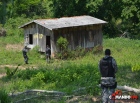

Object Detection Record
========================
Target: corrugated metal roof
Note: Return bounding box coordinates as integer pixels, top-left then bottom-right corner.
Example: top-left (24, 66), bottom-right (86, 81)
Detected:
top-left (19, 15), bottom-right (107, 30)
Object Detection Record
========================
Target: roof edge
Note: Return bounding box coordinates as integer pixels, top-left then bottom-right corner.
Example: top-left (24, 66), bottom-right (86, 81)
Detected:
top-left (18, 20), bottom-right (36, 28)
top-left (19, 16), bottom-right (107, 29)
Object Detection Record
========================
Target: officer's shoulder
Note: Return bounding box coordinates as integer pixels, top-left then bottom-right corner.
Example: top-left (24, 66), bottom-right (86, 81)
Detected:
top-left (110, 57), bottom-right (116, 61)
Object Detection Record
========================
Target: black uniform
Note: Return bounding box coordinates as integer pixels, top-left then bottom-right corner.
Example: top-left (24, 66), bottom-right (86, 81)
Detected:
top-left (98, 49), bottom-right (118, 103)
top-left (22, 47), bottom-right (28, 64)
top-left (46, 46), bottom-right (51, 63)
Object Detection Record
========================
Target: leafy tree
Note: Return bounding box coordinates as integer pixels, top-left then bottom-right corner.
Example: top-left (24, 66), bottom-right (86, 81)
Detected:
top-left (51, 0), bottom-right (88, 17)
top-left (0, 0), bottom-right (140, 39)
top-left (95, 0), bottom-right (123, 37)
top-left (6, 0), bottom-right (15, 18)
top-left (121, 0), bottom-right (140, 38)
top-left (86, 0), bottom-right (103, 15)
top-left (0, 0), bottom-right (9, 24)
top-left (4, 16), bottom-right (31, 36)
top-left (13, 0), bottom-right (48, 18)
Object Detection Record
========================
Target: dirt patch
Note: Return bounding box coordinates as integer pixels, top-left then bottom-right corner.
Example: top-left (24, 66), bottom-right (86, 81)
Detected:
top-left (66, 95), bottom-right (101, 103)
top-left (0, 65), bottom-right (24, 78)
top-left (0, 65), bottom-right (26, 78)
top-left (6, 44), bottom-right (23, 51)
top-left (66, 96), bottom-right (139, 103)
top-left (0, 73), bottom-right (6, 78)
top-left (0, 64), bottom-right (37, 78)
top-left (0, 65), bottom-right (26, 70)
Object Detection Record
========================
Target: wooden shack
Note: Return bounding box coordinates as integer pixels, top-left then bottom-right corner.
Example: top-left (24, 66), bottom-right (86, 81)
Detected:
top-left (19, 15), bottom-right (107, 56)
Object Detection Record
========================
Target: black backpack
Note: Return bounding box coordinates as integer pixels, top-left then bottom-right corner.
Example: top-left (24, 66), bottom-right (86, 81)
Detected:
top-left (99, 57), bottom-right (115, 77)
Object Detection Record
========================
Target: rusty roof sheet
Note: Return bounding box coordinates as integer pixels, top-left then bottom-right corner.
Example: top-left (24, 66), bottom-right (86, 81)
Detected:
top-left (19, 15), bottom-right (107, 30)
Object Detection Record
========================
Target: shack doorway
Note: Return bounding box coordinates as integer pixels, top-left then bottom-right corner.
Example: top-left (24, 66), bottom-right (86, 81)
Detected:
top-left (46, 36), bottom-right (50, 48)
top-left (29, 34), bottom-right (33, 44)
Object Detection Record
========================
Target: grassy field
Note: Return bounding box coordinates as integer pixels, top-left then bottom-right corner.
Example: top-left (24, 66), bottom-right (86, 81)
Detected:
top-left (0, 37), bottom-right (140, 102)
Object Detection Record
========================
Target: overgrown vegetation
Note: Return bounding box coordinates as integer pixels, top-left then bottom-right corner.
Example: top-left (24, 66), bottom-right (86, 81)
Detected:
top-left (0, 37), bottom-right (140, 102)
top-left (56, 37), bottom-right (87, 59)
top-left (4, 63), bottom-right (99, 94)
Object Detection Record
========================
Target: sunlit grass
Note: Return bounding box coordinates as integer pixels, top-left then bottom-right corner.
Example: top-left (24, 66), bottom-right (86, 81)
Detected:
top-left (0, 37), bottom-right (140, 100)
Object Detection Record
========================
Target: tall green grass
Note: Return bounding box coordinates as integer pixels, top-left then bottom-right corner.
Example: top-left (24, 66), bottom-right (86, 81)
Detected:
top-left (4, 63), bottom-right (99, 94)
top-left (0, 37), bottom-right (140, 102)
top-left (0, 89), bottom-right (11, 103)
top-left (103, 38), bottom-right (140, 88)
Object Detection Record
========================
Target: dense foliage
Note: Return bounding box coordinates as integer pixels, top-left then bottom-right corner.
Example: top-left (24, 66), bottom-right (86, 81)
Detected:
top-left (0, 0), bottom-right (139, 38)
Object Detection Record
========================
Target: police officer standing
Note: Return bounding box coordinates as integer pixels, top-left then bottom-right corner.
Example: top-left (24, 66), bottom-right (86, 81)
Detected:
top-left (22, 46), bottom-right (28, 64)
top-left (46, 45), bottom-right (51, 63)
top-left (99, 49), bottom-right (118, 103)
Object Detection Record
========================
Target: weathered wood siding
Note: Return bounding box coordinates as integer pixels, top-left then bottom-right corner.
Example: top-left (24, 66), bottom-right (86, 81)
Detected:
top-left (23, 23), bottom-right (103, 56)
top-left (23, 24), bottom-right (53, 53)
top-left (37, 25), bottom-right (52, 52)
top-left (53, 24), bottom-right (103, 52)
top-left (23, 23), bottom-right (37, 46)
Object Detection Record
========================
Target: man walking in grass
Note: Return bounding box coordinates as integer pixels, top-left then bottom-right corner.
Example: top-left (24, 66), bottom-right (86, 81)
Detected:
top-left (99, 49), bottom-right (118, 103)
top-left (22, 46), bottom-right (28, 64)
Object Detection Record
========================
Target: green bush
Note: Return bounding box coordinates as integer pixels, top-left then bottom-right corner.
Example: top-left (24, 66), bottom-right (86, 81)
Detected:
top-left (30, 72), bottom-right (46, 88)
top-left (132, 64), bottom-right (140, 72)
top-left (56, 37), bottom-right (87, 59)
top-left (14, 68), bottom-right (43, 80)
top-left (57, 36), bottom-right (68, 50)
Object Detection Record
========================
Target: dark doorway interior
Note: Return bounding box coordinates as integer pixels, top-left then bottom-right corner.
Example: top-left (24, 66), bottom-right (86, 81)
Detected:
top-left (46, 36), bottom-right (50, 48)
top-left (29, 34), bottom-right (33, 44)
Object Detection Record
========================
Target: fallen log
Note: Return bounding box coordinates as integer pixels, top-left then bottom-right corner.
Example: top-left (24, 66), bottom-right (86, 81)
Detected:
top-left (14, 95), bottom-right (71, 103)
top-left (117, 85), bottom-right (140, 94)
top-left (9, 89), bottom-right (65, 97)
top-left (9, 89), bottom-right (73, 103)
top-left (9, 86), bottom-right (140, 103)
top-left (98, 84), bottom-right (140, 94)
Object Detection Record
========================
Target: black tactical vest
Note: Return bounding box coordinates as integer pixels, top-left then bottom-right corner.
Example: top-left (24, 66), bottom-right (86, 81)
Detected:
top-left (99, 57), bottom-right (115, 77)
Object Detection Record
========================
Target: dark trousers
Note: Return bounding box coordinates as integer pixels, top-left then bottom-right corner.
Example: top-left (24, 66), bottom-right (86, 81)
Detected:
top-left (46, 54), bottom-right (51, 63)
top-left (101, 87), bottom-right (115, 103)
top-left (23, 55), bottom-right (28, 64)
